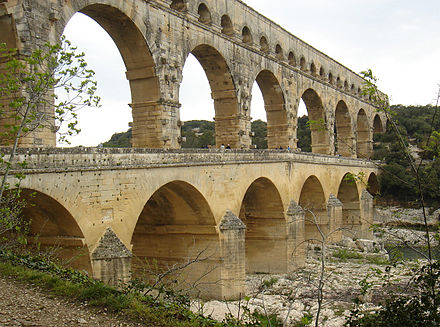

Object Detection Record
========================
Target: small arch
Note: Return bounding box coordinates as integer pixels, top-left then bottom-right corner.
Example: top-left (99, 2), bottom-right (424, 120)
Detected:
top-left (131, 181), bottom-right (220, 298)
top-left (356, 109), bottom-right (371, 158)
top-left (357, 87), bottom-right (362, 95)
top-left (239, 178), bottom-right (286, 274)
top-left (275, 44), bottom-right (283, 60)
top-left (373, 114), bottom-right (384, 133)
top-left (310, 62), bottom-right (317, 76)
top-left (344, 80), bottom-right (349, 91)
top-left (319, 67), bottom-right (325, 79)
top-left (170, 0), bottom-right (186, 11)
top-left (299, 176), bottom-right (327, 241)
top-left (300, 57), bottom-right (307, 71)
top-left (351, 84), bottom-right (356, 93)
top-left (242, 26), bottom-right (253, 44)
top-left (221, 15), bottom-right (234, 36)
top-left (335, 100), bottom-right (353, 157)
top-left (337, 174), bottom-right (361, 237)
top-left (260, 36), bottom-right (269, 53)
top-left (288, 52), bottom-right (296, 66)
top-left (254, 70), bottom-right (288, 149)
top-left (301, 89), bottom-right (330, 154)
top-left (198, 3), bottom-right (212, 25)
top-left (336, 76), bottom-right (342, 88)
top-left (328, 72), bottom-right (334, 84)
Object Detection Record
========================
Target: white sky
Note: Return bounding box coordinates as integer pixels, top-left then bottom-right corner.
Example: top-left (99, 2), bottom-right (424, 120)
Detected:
top-left (60, 0), bottom-right (440, 146)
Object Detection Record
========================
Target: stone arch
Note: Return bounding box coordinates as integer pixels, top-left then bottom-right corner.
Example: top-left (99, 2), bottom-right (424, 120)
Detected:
top-left (242, 26), bottom-right (253, 44)
top-left (337, 174), bottom-right (361, 237)
top-left (367, 172), bottom-right (380, 196)
top-left (0, 12), bottom-right (19, 49)
top-left (299, 176), bottom-right (327, 241)
top-left (335, 100), bottom-right (353, 157)
top-left (288, 51), bottom-right (296, 66)
top-left (344, 80), bottom-right (349, 91)
top-left (131, 180), bottom-right (220, 298)
top-left (328, 72), bottom-right (334, 85)
top-left (239, 177), bottom-right (286, 274)
top-left (319, 66), bottom-right (325, 79)
top-left (198, 3), bottom-right (212, 24)
top-left (373, 114), bottom-right (384, 133)
top-left (187, 44), bottom-right (240, 147)
top-left (300, 56), bottom-right (307, 71)
top-left (260, 36), bottom-right (269, 53)
top-left (253, 70), bottom-right (288, 148)
top-left (19, 189), bottom-right (92, 274)
top-left (64, 3), bottom-right (160, 148)
top-left (170, 0), bottom-right (186, 11)
top-left (275, 44), bottom-right (283, 60)
top-left (336, 76), bottom-right (342, 88)
top-left (301, 89), bottom-right (330, 154)
top-left (221, 14), bottom-right (234, 36)
top-left (351, 84), bottom-right (356, 94)
top-left (356, 109), bottom-right (371, 158)
top-left (310, 62), bottom-right (317, 76)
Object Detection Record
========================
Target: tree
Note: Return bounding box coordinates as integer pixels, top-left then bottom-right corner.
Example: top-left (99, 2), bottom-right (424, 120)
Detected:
top-left (346, 71), bottom-right (440, 326)
top-left (0, 37), bottom-right (100, 247)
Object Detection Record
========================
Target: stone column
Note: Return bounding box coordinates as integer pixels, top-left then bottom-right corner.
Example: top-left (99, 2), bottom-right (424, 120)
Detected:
top-left (219, 210), bottom-right (246, 300)
top-left (327, 194), bottom-right (343, 242)
top-left (91, 228), bottom-right (132, 286)
top-left (286, 200), bottom-right (305, 271)
top-left (360, 190), bottom-right (374, 239)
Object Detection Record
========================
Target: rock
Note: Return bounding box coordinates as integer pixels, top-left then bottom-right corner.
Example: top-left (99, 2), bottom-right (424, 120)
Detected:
top-left (355, 239), bottom-right (381, 252)
top-left (78, 318), bottom-right (88, 324)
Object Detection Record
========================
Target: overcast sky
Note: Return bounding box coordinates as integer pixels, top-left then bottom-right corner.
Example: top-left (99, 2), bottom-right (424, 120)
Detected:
top-left (61, 0), bottom-right (440, 146)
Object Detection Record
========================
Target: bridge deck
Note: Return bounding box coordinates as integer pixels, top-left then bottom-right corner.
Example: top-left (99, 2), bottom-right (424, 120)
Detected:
top-left (2, 148), bottom-right (378, 173)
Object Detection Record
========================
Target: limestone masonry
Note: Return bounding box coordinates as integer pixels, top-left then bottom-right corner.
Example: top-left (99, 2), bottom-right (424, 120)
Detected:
top-left (0, 0), bottom-right (385, 299)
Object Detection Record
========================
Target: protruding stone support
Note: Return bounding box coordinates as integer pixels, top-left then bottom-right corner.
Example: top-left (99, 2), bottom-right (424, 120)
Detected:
top-left (219, 210), bottom-right (246, 300)
top-left (360, 190), bottom-right (374, 239)
top-left (286, 201), bottom-right (305, 271)
top-left (327, 194), bottom-right (343, 242)
top-left (91, 228), bottom-right (132, 286)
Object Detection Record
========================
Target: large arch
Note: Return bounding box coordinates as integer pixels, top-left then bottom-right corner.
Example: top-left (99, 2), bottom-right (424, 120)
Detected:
top-left (298, 176), bottom-right (327, 242)
top-left (20, 189), bottom-right (91, 274)
top-left (64, 4), bottom-right (160, 148)
top-left (367, 172), bottom-right (380, 196)
top-left (301, 89), bottom-right (330, 154)
top-left (187, 44), bottom-right (240, 148)
top-left (253, 70), bottom-right (288, 149)
top-left (337, 174), bottom-right (361, 237)
top-left (373, 114), bottom-right (385, 134)
top-left (356, 109), bottom-right (371, 158)
top-left (239, 178), bottom-right (286, 274)
top-left (335, 100), bottom-right (353, 157)
top-left (131, 181), bottom-right (221, 298)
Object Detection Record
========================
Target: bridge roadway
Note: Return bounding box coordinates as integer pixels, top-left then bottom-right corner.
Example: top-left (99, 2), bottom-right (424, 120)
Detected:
top-left (4, 147), bottom-right (379, 299)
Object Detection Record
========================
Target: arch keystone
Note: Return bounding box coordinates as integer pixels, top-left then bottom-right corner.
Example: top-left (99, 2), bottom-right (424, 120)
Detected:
top-left (91, 228), bottom-right (132, 286)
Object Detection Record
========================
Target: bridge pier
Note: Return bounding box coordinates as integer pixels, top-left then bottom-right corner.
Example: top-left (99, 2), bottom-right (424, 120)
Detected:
top-left (219, 210), bottom-right (246, 300)
top-left (286, 201), bottom-right (306, 271)
top-left (91, 228), bottom-right (132, 286)
top-left (359, 190), bottom-right (374, 239)
top-left (327, 195), bottom-right (343, 242)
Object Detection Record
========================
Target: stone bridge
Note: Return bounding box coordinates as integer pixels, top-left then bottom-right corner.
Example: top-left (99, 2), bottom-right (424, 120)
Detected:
top-left (6, 148), bottom-right (379, 299)
top-left (1, 0), bottom-right (386, 156)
